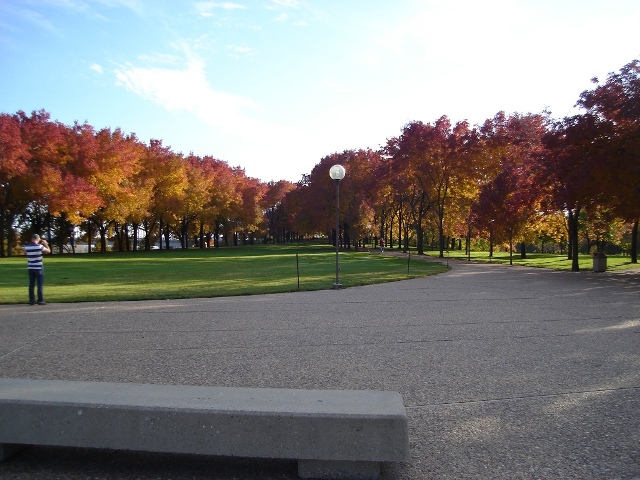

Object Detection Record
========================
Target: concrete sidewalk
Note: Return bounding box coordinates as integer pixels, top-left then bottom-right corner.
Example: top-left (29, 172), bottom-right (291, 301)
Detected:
top-left (1, 259), bottom-right (639, 479)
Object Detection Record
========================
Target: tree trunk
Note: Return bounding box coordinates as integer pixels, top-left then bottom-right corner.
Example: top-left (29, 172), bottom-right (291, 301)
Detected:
top-left (99, 225), bottom-right (107, 253)
top-left (125, 224), bottom-right (131, 251)
top-left (70, 224), bottom-right (76, 254)
top-left (7, 221), bottom-right (16, 257)
top-left (403, 226), bottom-right (409, 253)
top-left (568, 208), bottom-right (580, 271)
top-left (143, 218), bottom-right (157, 251)
top-left (415, 192), bottom-right (428, 255)
top-left (489, 226), bottom-right (494, 259)
top-left (164, 224), bottom-right (171, 250)
top-left (2, 212), bottom-right (16, 257)
top-left (632, 218), bottom-right (638, 264)
top-left (113, 223), bottom-right (125, 252)
top-left (57, 213), bottom-right (67, 254)
top-left (132, 223), bottom-right (139, 251)
top-left (398, 211), bottom-right (403, 252)
top-left (0, 211), bottom-right (5, 257)
top-left (416, 222), bottom-right (424, 255)
top-left (86, 220), bottom-right (93, 254)
top-left (214, 223), bottom-right (221, 248)
top-left (509, 231), bottom-right (513, 265)
top-left (438, 211), bottom-right (445, 258)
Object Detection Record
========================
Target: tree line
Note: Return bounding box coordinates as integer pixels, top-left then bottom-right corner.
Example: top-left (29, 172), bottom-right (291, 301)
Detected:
top-left (1, 59), bottom-right (638, 270)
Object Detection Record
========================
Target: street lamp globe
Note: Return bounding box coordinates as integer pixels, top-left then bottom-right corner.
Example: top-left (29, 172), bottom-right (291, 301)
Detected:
top-left (329, 164), bottom-right (346, 181)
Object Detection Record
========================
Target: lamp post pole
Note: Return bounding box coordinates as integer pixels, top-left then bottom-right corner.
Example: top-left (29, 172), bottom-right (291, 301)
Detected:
top-left (329, 165), bottom-right (346, 289)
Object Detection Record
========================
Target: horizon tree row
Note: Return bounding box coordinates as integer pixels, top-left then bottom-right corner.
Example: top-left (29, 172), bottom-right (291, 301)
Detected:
top-left (0, 110), bottom-right (298, 256)
top-left (1, 59), bottom-right (638, 271)
top-left (276, 59), bottom-right (639, 270)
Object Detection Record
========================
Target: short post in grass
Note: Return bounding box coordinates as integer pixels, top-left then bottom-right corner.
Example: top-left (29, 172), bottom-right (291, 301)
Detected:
top-left (329, 164), bottom-right (346, 289)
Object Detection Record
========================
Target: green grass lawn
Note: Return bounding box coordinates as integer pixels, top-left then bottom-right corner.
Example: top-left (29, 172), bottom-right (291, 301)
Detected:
top-left (0, 244), bottom-right (448, 304)
top-left (422, 248), bottom-right (640, 271)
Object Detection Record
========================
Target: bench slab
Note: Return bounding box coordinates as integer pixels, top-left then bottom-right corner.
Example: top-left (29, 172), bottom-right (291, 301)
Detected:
top-left (0, 378), bottom-right (410, 479)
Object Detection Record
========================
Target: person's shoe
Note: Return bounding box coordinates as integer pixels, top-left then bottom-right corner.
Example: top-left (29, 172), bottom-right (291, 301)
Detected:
top-left (29, 302), bottom-right (35, 305)
top-left (37, 301), bottom-right (47, 305)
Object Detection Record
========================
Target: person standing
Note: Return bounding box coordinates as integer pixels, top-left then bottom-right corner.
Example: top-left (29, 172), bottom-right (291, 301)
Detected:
top-left (24, 234), bottom-right (51, 305)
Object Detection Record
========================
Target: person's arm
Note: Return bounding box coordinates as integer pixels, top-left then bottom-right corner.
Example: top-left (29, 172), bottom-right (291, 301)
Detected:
top-left (40, 239), bottom-right (51, 254)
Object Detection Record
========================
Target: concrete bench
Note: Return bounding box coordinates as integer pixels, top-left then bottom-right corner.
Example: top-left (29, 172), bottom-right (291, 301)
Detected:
top-left (0, 378), bottom-right (410, 479)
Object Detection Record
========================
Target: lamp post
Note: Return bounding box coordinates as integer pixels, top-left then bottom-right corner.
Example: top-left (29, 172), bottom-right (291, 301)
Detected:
top-left (329, 164), bottom-right (346, 289)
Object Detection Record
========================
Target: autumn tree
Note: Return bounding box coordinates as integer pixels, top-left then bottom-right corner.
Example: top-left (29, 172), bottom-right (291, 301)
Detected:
top-left (139, 139), bottom-right (187, 250)
top-left (370, 164), bottom-right (400, 250)
top-left (281, 176), bottom-right (313, 241)
top-left (581, 205), bottom-right (627, 254)
top-left (123, 136), bottom-right (154, 252)
top-left (473, 112), bottom-right (548, 261)
top-left (15, 110), bottom-right (102, 253)
top-left (384, 130), bottom-right (431, 254)
top-left (291, 156), bottom-right (343, 242)
top-left (262, 180), bottom-right (296, 243)
top-left (0, 113), bottom-right (29, 256)
top-left (576, 59), bottom-right (640, 262)
top-left (176, 154), bottom-right (211, 249)
top-left (50, 121), bottom-right (105, 253)
top-left (335, 149), bottom-right (380, 248)
top-left (183, 155), bottom-right (235, 249)
top-left (385, 117), bottom-right (477, 256)
top-left (473, 162), bottom-right (537, 264)
top-left (12, 110), bottom-right (66, 248)
top-left (233, 173), bottom-right (267, 246)
top-left (87, 128), bottom-right (148, 252)
top-left (210, 160), bottom-right (241, 248)
top-left (538, 113), bottom-right (613, 270)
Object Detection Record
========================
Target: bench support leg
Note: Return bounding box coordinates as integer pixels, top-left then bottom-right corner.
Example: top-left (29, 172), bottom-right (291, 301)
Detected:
top-left (298, 459), bottom-right (381, 480)
top-left (0, 444), bottom-right (26, 462)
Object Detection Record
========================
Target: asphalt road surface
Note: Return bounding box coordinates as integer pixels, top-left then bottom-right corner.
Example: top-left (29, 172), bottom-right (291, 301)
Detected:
top-left (1, 259), bottom-right (639, 479)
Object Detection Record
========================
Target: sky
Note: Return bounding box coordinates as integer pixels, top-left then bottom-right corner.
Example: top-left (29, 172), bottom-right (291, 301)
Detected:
top-left (1, 1), bottom-right (639, 183)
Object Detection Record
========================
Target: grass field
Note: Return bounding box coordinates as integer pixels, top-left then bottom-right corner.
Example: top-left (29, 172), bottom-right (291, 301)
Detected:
top-left (424, 248), bottom-right (640, 271)
top-left (3, 244), bottom-right (637, 305)
top-left (0, 244), bottom-right (448, 304)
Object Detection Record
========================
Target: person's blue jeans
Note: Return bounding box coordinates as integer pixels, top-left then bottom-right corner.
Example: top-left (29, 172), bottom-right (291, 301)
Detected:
top-left (28, 268), bottom-right (44, 304)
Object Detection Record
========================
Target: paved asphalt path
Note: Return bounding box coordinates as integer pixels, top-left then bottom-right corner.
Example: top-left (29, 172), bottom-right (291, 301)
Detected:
top-left (1, 258), bottom-right (639, 479)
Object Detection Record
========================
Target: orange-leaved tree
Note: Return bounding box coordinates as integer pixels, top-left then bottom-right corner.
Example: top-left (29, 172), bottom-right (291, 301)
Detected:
top-left (0, 113), bottom-right (30, 256)
top-left (576, 59), bottom-right (640, 261)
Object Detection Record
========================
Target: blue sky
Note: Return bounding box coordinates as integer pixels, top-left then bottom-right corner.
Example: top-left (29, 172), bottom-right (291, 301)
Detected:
top-left (1, 0), bottom-right (639, 183)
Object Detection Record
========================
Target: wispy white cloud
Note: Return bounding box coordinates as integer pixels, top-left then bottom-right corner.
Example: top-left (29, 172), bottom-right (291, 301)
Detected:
top-left (113, 51), bottom-right (257, 133)
top-left (195, 1), bottom-right (246, 17)
top-left (11, 7), bottom-right (60, 34)
top-left (90, 63), bottom-right (103, 74)
top-left (93, 0), bottom-right (144, 15)
top-left (112, 48), bottom-right (298, 180)
top-left (36, 0), bottom-right (144, 15)
top-left (270, 0), bottom-right (298, 8)
top-left (136, 52), bottom-right (184, 66)
top-left (266, 0), bottom-right (308, 25)
top-left (365, 0), bottom-right (640, 122)
top-left (226, 45), bottom-right (253, 58)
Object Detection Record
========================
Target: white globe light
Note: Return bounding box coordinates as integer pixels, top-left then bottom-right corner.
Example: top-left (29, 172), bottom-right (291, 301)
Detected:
top-left (329, 164), bottom-right (346, 180)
